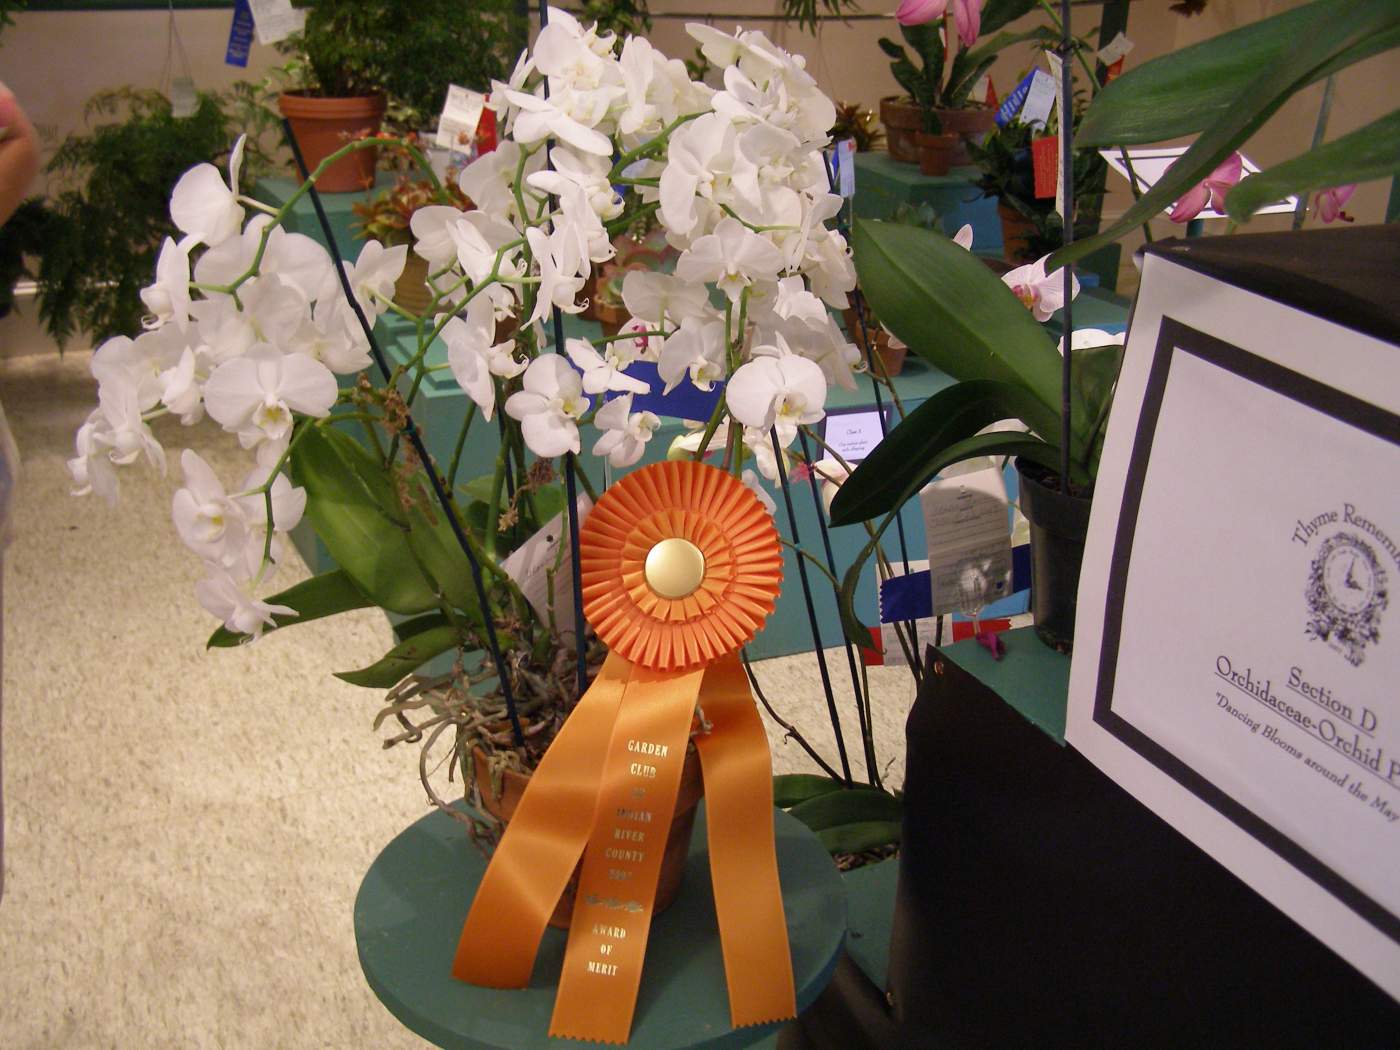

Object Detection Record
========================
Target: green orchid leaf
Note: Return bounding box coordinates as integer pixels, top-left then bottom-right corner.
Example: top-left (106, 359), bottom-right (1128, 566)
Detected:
top-left (1226, 110), bottom-right (1400, 222)
top-left (1053, 0), bottom-right (1400, 269)
top-left (291, 424), bottom-right (439, 615)
top-left (788, 787), bottom-right (903, 832)
top-left (980, 0), bottom-right (1038, 36)
top-left (402, 492), bottom-right (487, 623)
top-left (830, 378), bottom-right (1056, 527)
top-left (816, 820), bottom-right (903, 855)
top-left (333, 615), bottom-right (459, 689)
top-left (1078, 1), bottom-right (1400, 148)
top-left (460, 473), bottom-right (496, 505)
top-left (773, 773), bottom-right (845, 808)
top-left (836, 432), bottom-right (1067, 647)
top-left (1070, 340), bottom-right (1126, 479)
top-left (206, 568), bottom-right (371, 648)
top-left (946, 27), bottom-right (1059, 105)
top-left (853, 219), bottom-right (1063, 420)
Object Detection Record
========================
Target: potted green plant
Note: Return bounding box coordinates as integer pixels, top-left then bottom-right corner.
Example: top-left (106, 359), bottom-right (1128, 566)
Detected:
top-left (830, 100), bottom-right (884, 154)
top-left (879, 0), bottom-right (1050, 171)
top-left (17, 86), bottom-right (269, 346)
top-left (276, 0), bottom-right (521, 192)
top-left (69, 15), bottom-right (909, 889)
top-left (970, 114), bottom-right (1106, 263)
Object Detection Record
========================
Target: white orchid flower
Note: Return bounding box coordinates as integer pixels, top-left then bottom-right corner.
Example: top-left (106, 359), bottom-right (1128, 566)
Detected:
top-left (526, 147), bottom-right (624, 222)
top-left (505, 354), bottom-right (590, 458)
top-left (343, 239), bottom-right (408, 318)
top-left (591, 394), bottom-right (660, 468)
top-left (741, 468), bottom-right (777, 516)
top-left (67, 413), bottom-right (121, 506)
top-left (810, 456), bottom-right (851, 513)
top-left (503, 86), bottom-right (614, 157)
top-left (1003, 254), bottom-right (1080, 323)
top-left (726, 348), bottom-right (827, 446)
top-left (620, 271), bottom-right (709, 328)
top-left (565, 336), bottom-right (649, 396)
top-left (92, 327), bottom-right (186, 412)
top-left (953, 224), bottom-right (974, 250)
top-left (204, 347), bottom-right (338, 449)
top-left (290, 298), bottom-right (371, 376)
top-left (409, 206), bottom-right (469, 269)
top-left (459, 141), bottom-right (545, 229)
top-left (676, 217), bottom-right (785, 302)
top-left (659, 112), bottom-right (737, 237)
top-left (524, 225), bottom-right (587, 328)
top-left (195, 567), bottom-right (295, 640)
top-left (159, 346), bottom-right (214, 425)
top-left (140, 237), bottom-right (193, 331)
top-left (799, 225), bottom-right (856, 309)
top-left (444, 297), bottom-right (526, 421)
top-left (173, 449), bottom-right (256, 571)
top-left (658, 316), bottom-right (727, 393)
top-left (169, 134), bottom-right (247, 247)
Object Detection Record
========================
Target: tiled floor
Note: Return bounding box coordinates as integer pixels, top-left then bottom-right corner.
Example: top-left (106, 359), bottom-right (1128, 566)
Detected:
top-left (0, 346), bottom-right (919, 1048)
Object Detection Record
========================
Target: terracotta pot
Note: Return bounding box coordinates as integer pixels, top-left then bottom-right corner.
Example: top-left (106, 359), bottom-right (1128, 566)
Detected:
top-left (472, 743), bottom-right (705, 929)
top-left (278, 91), bottom-right (386, 193)
top-left (591, 300), bottom-right (630, 339)
top-left (844, 307), bottom-right (906, 377)
top-left (880, 95), bottom-right (923, 165)
top-left (873, 339), bottom-right (907, 377)
top-left (934, 106), bottom-right (996, 167)
top-left (392, 251), bottom-right (433, 317)
top-left (916, 132), bottom-right (958, 177)
top-left (997, 201), bottom-right (1039, 264)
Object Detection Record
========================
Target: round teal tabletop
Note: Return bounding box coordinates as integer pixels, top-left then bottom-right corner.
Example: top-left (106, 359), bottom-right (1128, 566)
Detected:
top-left (355, 801), bottom-right (846, 1049)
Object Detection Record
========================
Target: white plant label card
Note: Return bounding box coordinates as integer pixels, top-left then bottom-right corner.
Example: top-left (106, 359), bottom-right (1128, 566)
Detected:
top-left (920, 463), bottom-right (1011, 617)
top-left (501, 494), bottom-right (593, 643)
top-left (822, 408), bottom-right (885, 464)
top-left (1068, 254), bottom-right (1400, 1000)
top-left (247, 0), bottom-right (304, 46)
top-left (436, 85), bottom-right (486, 151)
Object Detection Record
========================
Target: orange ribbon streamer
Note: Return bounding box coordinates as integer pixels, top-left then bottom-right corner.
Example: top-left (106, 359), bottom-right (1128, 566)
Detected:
top-left (452, 462), bottom-right (794, 1044)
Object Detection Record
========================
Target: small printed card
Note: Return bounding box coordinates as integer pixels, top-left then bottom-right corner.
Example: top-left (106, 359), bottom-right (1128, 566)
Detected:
top-left (247, 0), bottom-right (304, 46)
top-left (501, 494), bottom-right (593, 642)
top-left (822, 408), bottom-right (886, 464)
top-left (920, 462), bottom-right (1012, 618)
top-left (436, 85), bottom-right (486, 151)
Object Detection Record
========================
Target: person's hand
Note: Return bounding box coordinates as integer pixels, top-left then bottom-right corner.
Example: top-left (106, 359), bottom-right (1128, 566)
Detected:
top-left (0, 82), bottom-right (38, 226)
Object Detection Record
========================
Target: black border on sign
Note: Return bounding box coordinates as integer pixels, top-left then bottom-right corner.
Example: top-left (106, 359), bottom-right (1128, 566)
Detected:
top-left (1092, 315), bottom-right (1400, 945)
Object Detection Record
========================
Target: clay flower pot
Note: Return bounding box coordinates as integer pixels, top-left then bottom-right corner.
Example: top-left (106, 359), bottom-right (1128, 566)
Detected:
top-left (915, 132), bottom-right (959, 177)
top-left (472, 743), bottom-right (704, 928)
top-left (934, 106), bottom-right (996, 167)
top-left (278, 91), bottom-right (386, 193)
top-left (997, 201), bottom-right (1039, 264)
top-left (880, 95), bottom-right (923, 165)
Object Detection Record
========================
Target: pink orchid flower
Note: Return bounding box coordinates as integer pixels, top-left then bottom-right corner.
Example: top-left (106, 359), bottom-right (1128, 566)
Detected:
top-left (895, 0), bottom-right (983, 46)
top-left (1316, 184), bottom-right (1356, 224)
top-left (1168, 152), bottom-right (1243, 223)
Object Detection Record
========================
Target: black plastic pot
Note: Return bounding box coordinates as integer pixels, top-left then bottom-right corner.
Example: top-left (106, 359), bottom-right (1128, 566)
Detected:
top-left (1015, 459), bottom-right (1092, 652)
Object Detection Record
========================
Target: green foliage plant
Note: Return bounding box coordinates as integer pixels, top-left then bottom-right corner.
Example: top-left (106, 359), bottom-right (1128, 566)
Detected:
top-left (280, 0), bottom-right (524, 127)
top-left (35, 87), bottom-right (269, 347)
top-left (879, 0), bottom-right (1052, 132)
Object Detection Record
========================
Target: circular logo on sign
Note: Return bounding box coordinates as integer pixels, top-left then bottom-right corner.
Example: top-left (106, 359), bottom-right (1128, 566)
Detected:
top-left (1305, 532), bottom-right (1388, 666)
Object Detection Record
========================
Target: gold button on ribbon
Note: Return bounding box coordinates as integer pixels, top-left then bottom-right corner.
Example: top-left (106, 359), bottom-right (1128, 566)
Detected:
top-left (644, 537), bottom-right (707, 599)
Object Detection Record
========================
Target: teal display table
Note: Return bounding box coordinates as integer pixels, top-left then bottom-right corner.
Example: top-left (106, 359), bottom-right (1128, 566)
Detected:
top-left (355, 802), bottom-right (847, 1049)
top-left (852, 152), bottom-right (1001, 253)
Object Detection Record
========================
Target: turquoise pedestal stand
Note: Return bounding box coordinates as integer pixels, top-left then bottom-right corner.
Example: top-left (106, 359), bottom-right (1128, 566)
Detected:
top-left (355, 802), bottom-right (847, 1050)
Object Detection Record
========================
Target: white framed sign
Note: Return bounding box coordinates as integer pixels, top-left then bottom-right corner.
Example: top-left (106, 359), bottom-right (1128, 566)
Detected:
top-left (1100, 146), bottom-right (1296, 219)
top-left (820, 407), bottom-right (887, 464)
top-left (1068, 247), bottom-right (1400, 1000)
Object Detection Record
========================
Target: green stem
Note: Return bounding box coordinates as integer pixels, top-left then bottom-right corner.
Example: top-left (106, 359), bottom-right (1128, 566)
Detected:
top-left (447, 402), bottom-right (479, 490)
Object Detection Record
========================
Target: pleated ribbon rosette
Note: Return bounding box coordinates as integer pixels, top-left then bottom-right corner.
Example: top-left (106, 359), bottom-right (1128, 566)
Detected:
top-left (452, 460), bottom-right (795, 1044)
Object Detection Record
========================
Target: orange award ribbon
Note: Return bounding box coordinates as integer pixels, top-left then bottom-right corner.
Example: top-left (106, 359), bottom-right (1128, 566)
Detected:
top-left (451, 460), bottom-right (795, 1044)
